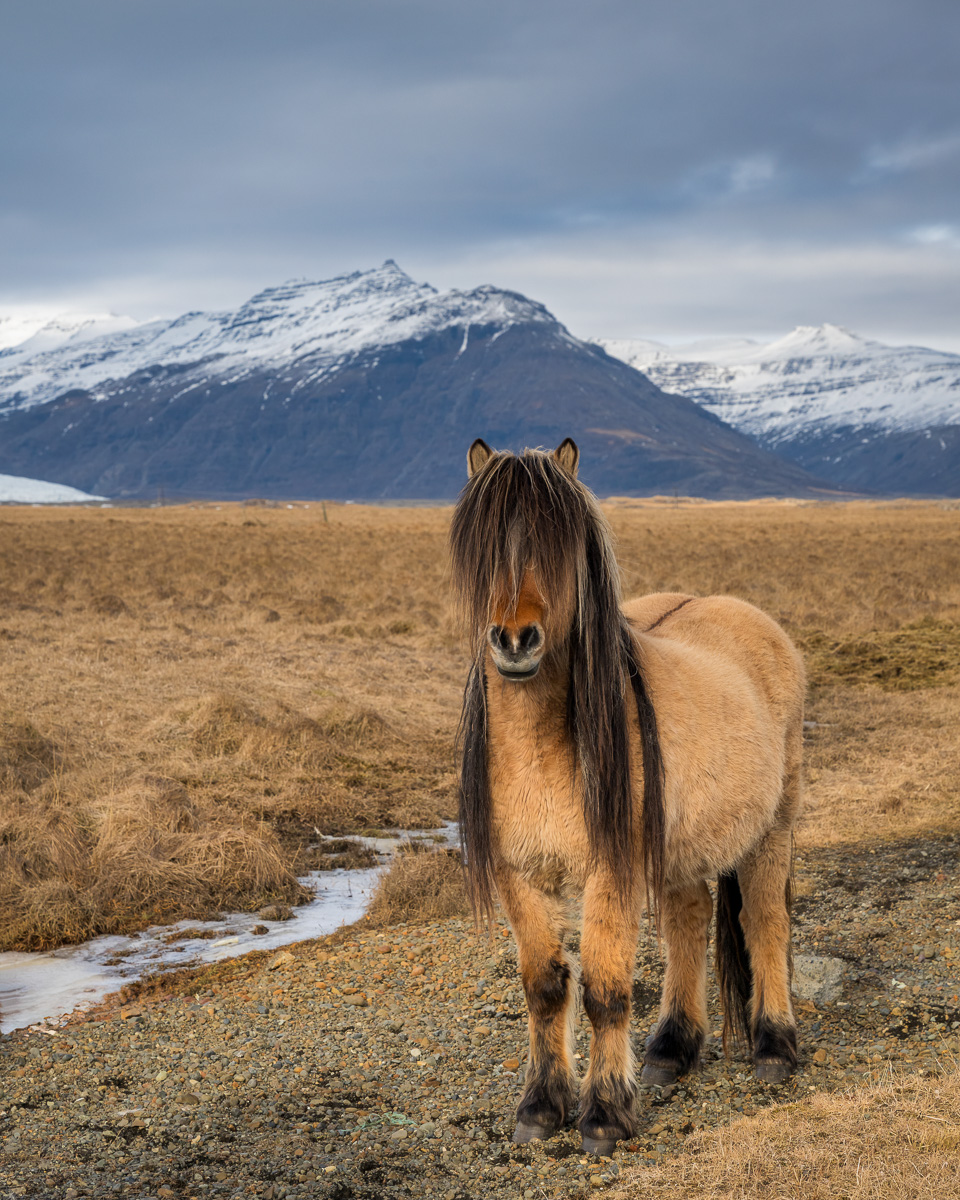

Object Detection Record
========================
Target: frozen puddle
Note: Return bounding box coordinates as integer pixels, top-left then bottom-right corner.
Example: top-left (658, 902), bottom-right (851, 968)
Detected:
top-left (0, 823), bottom-right (457, 1034)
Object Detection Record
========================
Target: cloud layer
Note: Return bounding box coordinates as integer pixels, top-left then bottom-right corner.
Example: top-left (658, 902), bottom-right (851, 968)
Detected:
top-left (2, 0), bottom-right (958, 345)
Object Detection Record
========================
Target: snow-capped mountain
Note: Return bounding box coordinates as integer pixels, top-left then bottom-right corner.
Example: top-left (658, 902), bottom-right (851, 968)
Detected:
top-left (0, 262), bottom-right (833, 501)
top-left (0, 262), bottom-right (556, 414)
top-left (0, 473), bottom-right (104, 504)
top-left (597, 325), bottom-right (960, 493)
top-left (0, 312), bottom-right (141, 361)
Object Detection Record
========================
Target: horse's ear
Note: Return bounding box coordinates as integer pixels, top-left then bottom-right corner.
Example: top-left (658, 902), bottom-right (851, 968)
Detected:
top-left (553, 438), bottom-right (579, 478)
top-left (467, 438), bottom-right (493, 477)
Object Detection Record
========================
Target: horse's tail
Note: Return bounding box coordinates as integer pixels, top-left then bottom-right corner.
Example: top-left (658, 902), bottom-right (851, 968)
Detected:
top-left (715, 870), bottom-right (752, 1053)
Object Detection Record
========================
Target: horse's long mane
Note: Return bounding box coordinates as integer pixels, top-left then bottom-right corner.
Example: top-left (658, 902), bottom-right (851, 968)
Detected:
top-left (450, 447), bottom-right (665, 922)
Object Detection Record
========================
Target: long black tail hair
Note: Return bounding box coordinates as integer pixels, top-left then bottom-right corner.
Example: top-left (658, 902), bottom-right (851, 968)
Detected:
top-left (450, 444), bottom-right (665, 923)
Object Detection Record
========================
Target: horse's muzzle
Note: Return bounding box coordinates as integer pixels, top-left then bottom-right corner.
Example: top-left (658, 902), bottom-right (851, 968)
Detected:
top-left (495, 661), bottom-right (541, 680)
top-left (488, 622), bottom-right (544, 680)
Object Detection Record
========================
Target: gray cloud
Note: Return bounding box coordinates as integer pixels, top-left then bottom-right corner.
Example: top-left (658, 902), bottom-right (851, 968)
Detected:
top-left (1, 0), bottom-right (958, 345)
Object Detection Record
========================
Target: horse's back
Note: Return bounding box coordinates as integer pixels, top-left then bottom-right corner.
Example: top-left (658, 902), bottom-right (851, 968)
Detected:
top-left (623, 592), bottom-right (804, 727)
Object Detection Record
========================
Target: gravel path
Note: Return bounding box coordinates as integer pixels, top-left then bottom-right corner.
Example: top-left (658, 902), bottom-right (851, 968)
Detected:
top-left (1, 831), bottom-right (957, 1200)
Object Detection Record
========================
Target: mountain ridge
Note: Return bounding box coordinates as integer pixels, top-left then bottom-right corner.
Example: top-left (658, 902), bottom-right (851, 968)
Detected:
top-left (597, 326), bottom-right (960, 492)
top-left (0, 265), bottom-right (844, 501)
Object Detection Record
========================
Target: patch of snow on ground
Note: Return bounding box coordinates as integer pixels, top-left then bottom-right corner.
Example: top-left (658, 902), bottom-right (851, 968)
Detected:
top-left (0, 474), bottom-right (105, 503)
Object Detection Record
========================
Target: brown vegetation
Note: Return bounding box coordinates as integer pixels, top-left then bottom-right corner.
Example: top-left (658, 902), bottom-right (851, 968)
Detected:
top-left (366, 843), bottom-right (469, 925)
top-left (615, 1063), bottom-right (960, 1200)
top-left (1, 498), bottom-right (959, 951)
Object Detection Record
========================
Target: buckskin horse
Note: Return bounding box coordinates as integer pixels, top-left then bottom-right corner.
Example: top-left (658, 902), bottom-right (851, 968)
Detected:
top-left (450, 438), bottom-right (804, 1155)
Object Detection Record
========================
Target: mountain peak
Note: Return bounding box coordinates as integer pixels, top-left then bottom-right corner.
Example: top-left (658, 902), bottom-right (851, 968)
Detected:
top-left (0, 264), bottom-right (560, 413)
top-left (765, 323), bottom-right (872, 358)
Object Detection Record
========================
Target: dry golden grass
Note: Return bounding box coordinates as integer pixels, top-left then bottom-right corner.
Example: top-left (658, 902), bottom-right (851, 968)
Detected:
top-left (615, 1064), bottom-right (960, 1200)
top-left (366, 843), bottom-right (469, 925)
top-left (1, 498), bottom-right (959, 949)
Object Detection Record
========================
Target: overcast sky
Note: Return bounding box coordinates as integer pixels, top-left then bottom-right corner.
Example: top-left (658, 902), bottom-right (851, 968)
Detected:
top-left (2, 0), bottom-right (958, 348)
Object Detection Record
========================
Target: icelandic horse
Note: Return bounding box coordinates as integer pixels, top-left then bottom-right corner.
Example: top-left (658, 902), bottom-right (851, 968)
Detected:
top-left (450, 439), bottom-right (804, 1156)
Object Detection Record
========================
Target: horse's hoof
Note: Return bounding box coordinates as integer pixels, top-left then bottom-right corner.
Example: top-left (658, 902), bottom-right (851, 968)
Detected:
top-left (640, 1063), bottom-right (679, 1087)
top-left (512, 1120), bottom-right (557, 1144)
top-left (582, 1133), bottom-right (618, 1157)
top-left (755, 1060), bottom-right (792, 1084)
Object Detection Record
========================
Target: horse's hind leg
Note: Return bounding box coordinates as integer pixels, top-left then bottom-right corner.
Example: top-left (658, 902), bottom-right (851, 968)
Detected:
top-left (737, 822), bottom-right (798, 1083)
top-left (641, 881), bottom-right (712, 1086)
top-left (579, 872), bottom-right (642, 1156)
top-left (497, 869), bottom-right (577, 1143)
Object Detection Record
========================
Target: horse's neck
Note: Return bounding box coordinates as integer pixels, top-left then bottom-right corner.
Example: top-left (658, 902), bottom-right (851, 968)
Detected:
top-left (484, 652), bottom-right (570, 746)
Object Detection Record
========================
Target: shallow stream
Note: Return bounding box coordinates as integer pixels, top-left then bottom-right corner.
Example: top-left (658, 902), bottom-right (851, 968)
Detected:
top-left (0, 824), bottom-right (457, 1034)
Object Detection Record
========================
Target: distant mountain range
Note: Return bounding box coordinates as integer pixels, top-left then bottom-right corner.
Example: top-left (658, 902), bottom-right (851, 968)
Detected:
top-left (0, 262), bottom-right (831, 501)
top-left (597, 325), bottom-right (960, 494)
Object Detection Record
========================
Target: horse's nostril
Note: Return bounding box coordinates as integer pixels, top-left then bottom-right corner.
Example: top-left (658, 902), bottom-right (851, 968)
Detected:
top-left (518, 624), bottom-right (543, 653)
top-left (489, 625), bottom-right (509, 652)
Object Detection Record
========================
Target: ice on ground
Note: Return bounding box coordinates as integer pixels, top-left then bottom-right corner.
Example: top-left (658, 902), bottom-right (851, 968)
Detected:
top-left (0, 823), bottom-right (457, 1034)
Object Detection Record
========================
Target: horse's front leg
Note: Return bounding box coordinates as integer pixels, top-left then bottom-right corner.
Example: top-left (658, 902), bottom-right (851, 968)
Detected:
top-left (579, 871), bottom-right (641, 1156)
top-left (497, 868), bottom-right (577, 1143)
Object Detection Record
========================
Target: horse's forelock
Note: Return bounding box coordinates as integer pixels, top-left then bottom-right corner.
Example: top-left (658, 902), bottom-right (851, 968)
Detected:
top-left (450, 448), bottom-right (612, 641)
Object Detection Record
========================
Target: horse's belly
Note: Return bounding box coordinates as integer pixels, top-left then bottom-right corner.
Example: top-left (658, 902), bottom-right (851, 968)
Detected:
top-left (660, 709), bottom-right (787, 883)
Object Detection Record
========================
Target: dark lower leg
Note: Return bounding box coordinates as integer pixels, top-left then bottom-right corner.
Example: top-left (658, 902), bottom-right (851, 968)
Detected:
top-left (739, 830), bottom-right (798, 1083)
top-left (515, 955), bottom-right (576, 1137)
top-left (642, 881), bottom-right (712, 1086)
top-left (579, 874), bottom-right (641, 1153)
top-left (498, 871), bottom-right (576, 1139)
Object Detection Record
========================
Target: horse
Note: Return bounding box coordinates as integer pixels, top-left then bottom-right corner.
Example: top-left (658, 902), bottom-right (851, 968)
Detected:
top-left (449, 438), bottom-right (804, 1156)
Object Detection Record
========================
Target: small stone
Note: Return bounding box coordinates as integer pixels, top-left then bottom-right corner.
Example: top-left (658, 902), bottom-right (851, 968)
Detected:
top-left (119, 1005), bottom-right (143, 1021)
top-left (267, 950), bottom-right (296, 971)
top-left (344, 993), bottom-right (369, 1007)
top-left (503, 1057), bottom-right (520, 1071)
top-left (812, 1048), bottom-right (827, 1063)
top-left (793, 955), bottom-right (845, 1004)
top-left (251, 924), bottom-right (269, 935)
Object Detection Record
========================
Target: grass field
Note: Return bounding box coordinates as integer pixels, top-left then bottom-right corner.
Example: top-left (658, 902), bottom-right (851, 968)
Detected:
top-left (2, 497), bottom-right (959, 951)
top-left (3, 496), bottom-right (959, 1200)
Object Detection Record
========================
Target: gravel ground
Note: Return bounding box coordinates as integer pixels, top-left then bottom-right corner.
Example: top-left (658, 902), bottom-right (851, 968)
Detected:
top-left (1, 831), bottom-right (958, 1200)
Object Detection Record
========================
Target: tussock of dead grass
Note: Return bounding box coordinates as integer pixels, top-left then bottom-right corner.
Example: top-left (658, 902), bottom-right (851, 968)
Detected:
top-left (615, 1066), bottom-right (960, 1200)
top-left (366, 845), bottom-right (469, 925)
top-left (799, 682), bottom-right (960, 845)
top-left (0, 712), bottom-right (62, 792)
top-left (800, 618), bottom-right (960, 691)
top-left (0, 773), bottom-right (307, 951)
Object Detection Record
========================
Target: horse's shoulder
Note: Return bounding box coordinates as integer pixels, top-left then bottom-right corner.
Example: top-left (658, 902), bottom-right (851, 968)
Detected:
top-left (621, 592), bottom-right (695, 630)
